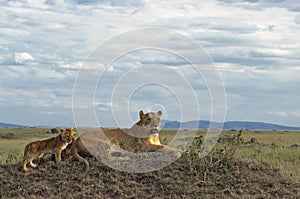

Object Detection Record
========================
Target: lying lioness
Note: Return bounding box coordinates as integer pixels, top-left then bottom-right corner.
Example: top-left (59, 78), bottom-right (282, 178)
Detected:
top-left (21, 128), bottom-right (77, 172)
top-left (71, 110), bottom-right (180, 172)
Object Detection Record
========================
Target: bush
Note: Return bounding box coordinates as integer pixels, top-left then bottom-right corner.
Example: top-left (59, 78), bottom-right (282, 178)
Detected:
top-left (0, 133), bottom-right (16, 139)
top-left (183, 129), bottom-right (244, 180)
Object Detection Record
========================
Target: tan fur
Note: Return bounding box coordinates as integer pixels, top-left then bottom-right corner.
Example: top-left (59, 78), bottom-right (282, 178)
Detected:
top-left (21, 128), bottom-right (77, 172)
top-left (71, 110), bottom-right (180, 172)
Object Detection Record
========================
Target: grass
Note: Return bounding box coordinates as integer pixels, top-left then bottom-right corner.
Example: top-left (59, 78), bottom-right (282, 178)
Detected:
top-left (0, 128), bottom-right (300, 183)
top-left (235, 130), bottom-right (300, 182)
top-left (240, 130), bottom-right (300, 146)
top-left (160, 129), bottom-right (300, 182)
top-left (238, 146), bottom-right (300, 181)
top-left (0, 128), bottom-right (54, 165)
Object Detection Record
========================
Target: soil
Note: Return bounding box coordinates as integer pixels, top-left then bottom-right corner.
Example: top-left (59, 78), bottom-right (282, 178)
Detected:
top-left (1, 152), bottom-right (300, 199)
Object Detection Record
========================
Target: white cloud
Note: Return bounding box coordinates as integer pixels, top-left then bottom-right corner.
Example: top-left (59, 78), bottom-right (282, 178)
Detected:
top-left (267, 111), bottom-right (289, 117)
top-left (292, 111), bottom-right (300, 117)
top-left (95, 102), bottom-right (113, 111)
top-left (265, 111), bottom-right (300, 122)
top-left (26, 0), bottom-right (49, 8)
top-left (14, 52), bottom-right (34, 63)
top-left (0, 27), bottom-right (30, 37)
top-left (0, 0), bottom-right (300, 126)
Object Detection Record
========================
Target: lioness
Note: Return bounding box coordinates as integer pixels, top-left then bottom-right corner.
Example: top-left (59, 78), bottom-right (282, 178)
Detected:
top-left (71, 110), bottom-right (180, 172)
top-left (21, 128), bottom-right (77, 172)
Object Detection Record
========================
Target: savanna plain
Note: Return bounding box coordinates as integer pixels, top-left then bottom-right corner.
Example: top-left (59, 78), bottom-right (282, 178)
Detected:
top-left (0, 128), bottom-right (300, 198)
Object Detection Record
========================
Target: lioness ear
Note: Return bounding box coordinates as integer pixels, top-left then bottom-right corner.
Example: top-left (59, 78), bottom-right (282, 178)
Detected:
top-left (157, 110), bottom-right (162, 117)
top-left (139, 110), bottom-right (144, 119)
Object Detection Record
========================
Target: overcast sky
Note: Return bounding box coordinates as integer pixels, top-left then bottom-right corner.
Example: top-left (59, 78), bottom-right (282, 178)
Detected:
top-left (1, 0), bottom-right (300, 127)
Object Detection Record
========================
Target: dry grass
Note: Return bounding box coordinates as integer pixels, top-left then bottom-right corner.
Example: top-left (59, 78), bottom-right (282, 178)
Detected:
top-left (1, 128), bottom-right (300, 183)
top-left (235, 130), bottom-right (300, 182)
top-left (1, 129), bottom-right (299, 198)
top-left (0, 128), bottom-right (53, 165)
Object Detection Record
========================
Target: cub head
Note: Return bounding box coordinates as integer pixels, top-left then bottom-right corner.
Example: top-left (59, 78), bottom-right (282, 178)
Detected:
top-left (136, 110), bottom-right (163, 136)
top-left (60, 128), bottom-right (77, 144)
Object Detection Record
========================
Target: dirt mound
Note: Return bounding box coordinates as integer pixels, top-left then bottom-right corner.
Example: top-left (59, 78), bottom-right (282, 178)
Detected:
top-left (1, 153), bottom-right (299, 199)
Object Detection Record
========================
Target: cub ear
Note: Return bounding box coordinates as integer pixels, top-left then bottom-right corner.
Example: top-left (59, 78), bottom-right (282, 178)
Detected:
top-left (139, 110), bottom-right (144, 119)
top-left (157, 110), bottom-right (162, 117)
top-left (60, 128), bottom-right (66, 133)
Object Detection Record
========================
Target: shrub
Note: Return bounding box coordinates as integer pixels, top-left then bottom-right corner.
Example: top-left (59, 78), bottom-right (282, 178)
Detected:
top-left (183, 129), bottom-right (244, 180)
top-left (0, 133), bottom-right (16, 140)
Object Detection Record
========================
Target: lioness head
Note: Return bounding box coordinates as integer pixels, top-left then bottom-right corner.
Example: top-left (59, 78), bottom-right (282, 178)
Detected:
top-left (60, 128), bottom-right (77, 144)
top-left (136, 110), bottom-right (162, 136)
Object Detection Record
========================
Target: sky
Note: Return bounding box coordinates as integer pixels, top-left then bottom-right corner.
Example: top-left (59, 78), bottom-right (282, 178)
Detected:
top-left (0, 0), bottom-right (300, 127)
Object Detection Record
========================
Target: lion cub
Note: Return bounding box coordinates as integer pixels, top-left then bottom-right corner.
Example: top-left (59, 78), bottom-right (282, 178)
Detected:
top-left (21, 128), bottom-right (77, 172)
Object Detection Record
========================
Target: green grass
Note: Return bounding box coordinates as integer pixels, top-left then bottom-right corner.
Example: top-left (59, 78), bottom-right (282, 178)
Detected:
top-left (237, 146), bottom-right (300, 181)
top-left (0, 127), bottom-right (54, 139)
top-left (0, 128), bottom-right (54, 165)
top-left (236, 130), bottom-right (300, 182)
top-left (240, 130), bottom-right (300, 146)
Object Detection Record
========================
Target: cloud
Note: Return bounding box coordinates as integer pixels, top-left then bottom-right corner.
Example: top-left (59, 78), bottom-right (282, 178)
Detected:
top-left (95, 102), bottom-right (113, 111)
top-left (0, 0), bottom-right (299, 127)
top-left (267, 111), bottom-right (289, 117)
top-left (14, 52), bottom-right (34, 63)
top-left (68, 0), bottom-right (145, 7)
top-left (292, 111), bottom-right (300, 117)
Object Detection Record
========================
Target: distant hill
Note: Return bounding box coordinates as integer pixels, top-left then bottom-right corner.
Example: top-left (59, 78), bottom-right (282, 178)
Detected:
top-left (162, 120), bottom-right (300, 130)
top-left (0, 122), bottom-right (30, 128)
top-left (1, 121), bottom-right (299, 130)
